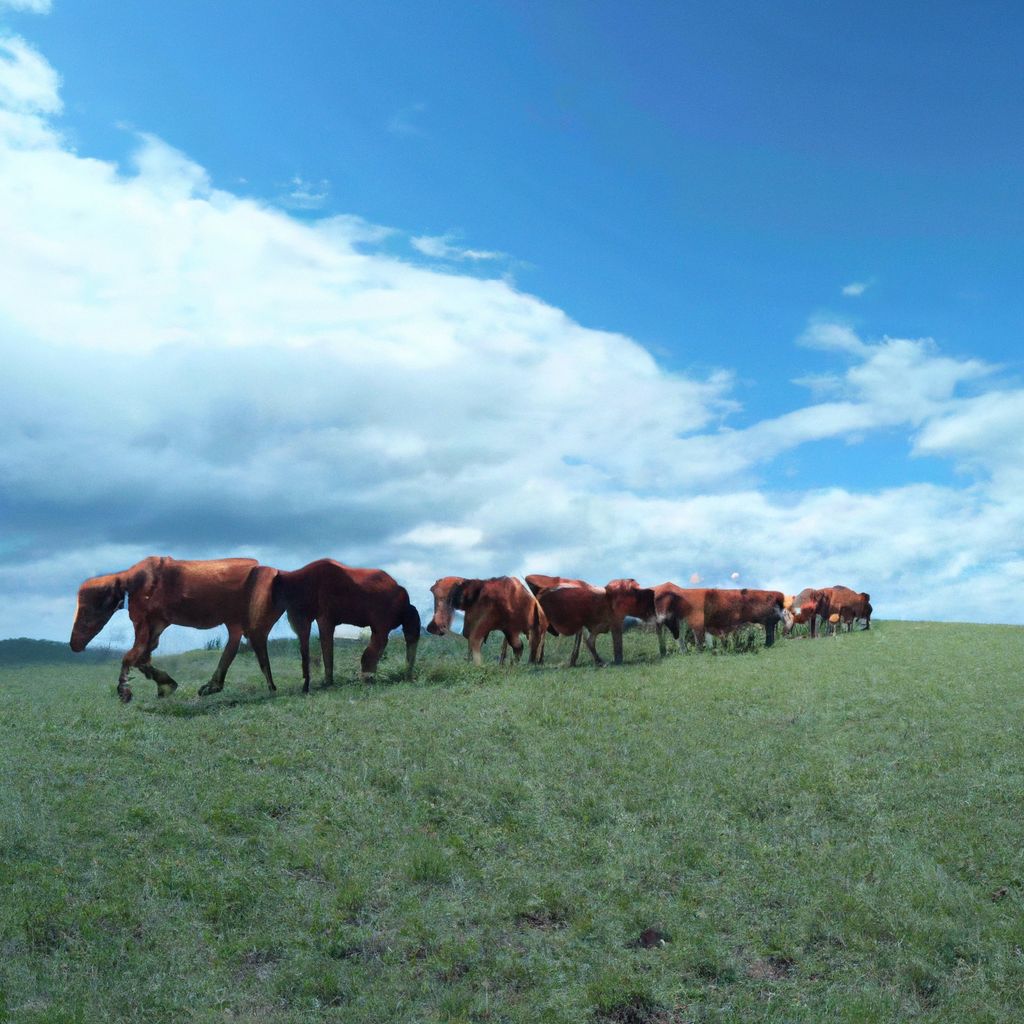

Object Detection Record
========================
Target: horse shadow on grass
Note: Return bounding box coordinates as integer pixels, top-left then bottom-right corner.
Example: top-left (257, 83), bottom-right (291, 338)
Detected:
top-left (133, 633), bottom-right (581, 717)
top-left (133, 662), bottom-right (467, 717)
top-left (135, 686), bottom-right (288, 717)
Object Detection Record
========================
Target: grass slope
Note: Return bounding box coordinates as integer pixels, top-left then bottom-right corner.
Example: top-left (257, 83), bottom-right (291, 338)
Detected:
top-left (1, 622), bottom-right (1023, 1023)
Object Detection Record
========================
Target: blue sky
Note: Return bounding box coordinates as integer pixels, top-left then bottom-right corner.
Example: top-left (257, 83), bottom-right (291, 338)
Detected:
top-left (1, 0), bottom-right (1023, 645)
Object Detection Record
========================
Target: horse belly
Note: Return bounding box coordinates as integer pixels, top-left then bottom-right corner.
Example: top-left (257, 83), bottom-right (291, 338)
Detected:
top-left (173, 593), bottom-right (244, 629)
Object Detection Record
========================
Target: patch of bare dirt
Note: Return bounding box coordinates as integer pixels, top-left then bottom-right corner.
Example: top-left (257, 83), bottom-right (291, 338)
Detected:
top-left (746, 956), bottom-right (795, 981)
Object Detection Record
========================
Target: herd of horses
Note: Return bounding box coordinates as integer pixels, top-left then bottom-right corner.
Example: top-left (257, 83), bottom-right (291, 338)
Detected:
top-left (69, 555), bottom-right (872, 702)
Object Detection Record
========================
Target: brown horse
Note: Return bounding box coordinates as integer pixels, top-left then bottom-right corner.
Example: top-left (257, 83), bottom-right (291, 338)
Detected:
top-left (273, 559), bottom-right (420, 690)
top-left (524, 573), bottom-right (590, 662)
top-left (427, 576), bottom-right (547, 665)
top-left (535, 578), bottom-right (656, 666)
top-left (703, 588), bottom-right (785, 648)
top-left (653, 582), bottom-right (709, 654)
top-left (783, 587), bottom-right (829, 638)
top-left (70, 556), bottom-right (283, 702)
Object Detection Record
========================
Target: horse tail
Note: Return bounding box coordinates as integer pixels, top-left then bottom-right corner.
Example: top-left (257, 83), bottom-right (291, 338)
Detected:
top-left (529, 599), bottom-right (547, 664)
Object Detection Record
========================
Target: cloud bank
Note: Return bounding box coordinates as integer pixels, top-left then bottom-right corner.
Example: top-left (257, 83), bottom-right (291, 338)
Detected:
top-left (2, 36), bottom-right (1023, 650)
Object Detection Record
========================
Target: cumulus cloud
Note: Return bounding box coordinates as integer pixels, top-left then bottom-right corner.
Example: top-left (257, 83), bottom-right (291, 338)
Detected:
top-left (0, 33), bottom-right (60, 114)
top-left (842, 280), bottom-right (869, 297)
top-left (1, 35), bottom-right (1023, 650)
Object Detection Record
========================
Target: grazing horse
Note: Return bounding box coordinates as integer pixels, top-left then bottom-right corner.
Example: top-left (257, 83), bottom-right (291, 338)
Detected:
top-left (70, 556), bottom-right (282, 702)
top-left (825, 586), bottom-right (873, 632)
top-left (427, 576), bottom-right (547, 665)
top-left (703, 588), bottom-right (786, 648)
top-left (525, 573), bottom-right (590, 662)
top-left (273, 559), bottom-right (421, 690)
top-left (536, 579), bottom-right (657, 666)
top-left (653, 582), bottom-right (709, 654)
top-left (783, 588), bottom-right (829, 638)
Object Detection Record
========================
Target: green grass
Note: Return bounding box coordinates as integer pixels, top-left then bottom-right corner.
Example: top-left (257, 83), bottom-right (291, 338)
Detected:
top-left (2, 622), bottom-right (1024, 1022)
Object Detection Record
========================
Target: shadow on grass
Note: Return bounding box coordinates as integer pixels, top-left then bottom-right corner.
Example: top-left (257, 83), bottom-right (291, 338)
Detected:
top-left (136, 687), bottom-right (286, 717)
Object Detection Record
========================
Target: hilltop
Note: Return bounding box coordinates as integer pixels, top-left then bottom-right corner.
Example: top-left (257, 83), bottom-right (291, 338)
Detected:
top-left (2, 621), bottom-right (1023, 1023)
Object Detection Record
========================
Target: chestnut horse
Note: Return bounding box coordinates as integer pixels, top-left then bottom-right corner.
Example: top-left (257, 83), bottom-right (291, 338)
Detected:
top-left (70, 556), bottom-right (283, 702)
top-left (427, 576), bottom-right (547, 665)
top-left (273, 559), bottom-right (421, 690)
top-left (653, 582), bottom-right (709, 654)
top-left (535, 578), bottom-right (656, 666)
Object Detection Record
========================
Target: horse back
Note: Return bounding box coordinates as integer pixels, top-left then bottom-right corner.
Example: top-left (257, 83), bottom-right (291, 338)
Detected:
top-left (145, 557), bottom-right (265, 630)
top-left (275, 558), bottom-right (408, 630)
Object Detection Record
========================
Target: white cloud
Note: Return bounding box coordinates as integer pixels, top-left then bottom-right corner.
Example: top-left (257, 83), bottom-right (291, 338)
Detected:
top-left (0, 33), bottom-right (60, 114)
top-left (1, 35), bottom-right (1022, 648)
top-left (797, 320), bottom-right (868, 355)
top-left (842, 280), bottom-right (869, 297)
top-left (282, 174), bottom-right (329, 210)
top-left (411, 233), bottom-right (505, 262)
top-left (396, 525), bottom-right (485, 550)
top-left (0, 0), bottom-right (52, 12)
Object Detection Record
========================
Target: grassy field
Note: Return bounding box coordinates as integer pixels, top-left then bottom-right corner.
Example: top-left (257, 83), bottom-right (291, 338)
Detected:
top-left (2, 621), bottom-right (1023, 1023)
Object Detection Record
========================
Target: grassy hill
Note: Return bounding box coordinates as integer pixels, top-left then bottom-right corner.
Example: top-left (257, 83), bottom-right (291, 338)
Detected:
top-left (1, 622), bottom-right (1023, 1022)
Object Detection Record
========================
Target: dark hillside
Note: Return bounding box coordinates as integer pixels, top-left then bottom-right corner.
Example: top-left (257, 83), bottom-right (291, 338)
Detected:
top-left (0, 637), bottom-right (119, 666)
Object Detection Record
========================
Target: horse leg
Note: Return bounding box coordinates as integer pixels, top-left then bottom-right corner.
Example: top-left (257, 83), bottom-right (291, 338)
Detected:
top-left (611, 625), bottom-right (625, 665)
top-left (199, 626), bottom-right (242, 696)
top-left (505, 632), bottom-right (523, 664)
top-left (529, 626), bottom-right (545, 664)
top-left (402, 603), bottom-right (420, 680)
top-left (248, 631), bottom-right (276, 692)
top-left (318, 617), bottom-right (335, 687)
top-left (290, 615), bottom-right (313, 694)
top-left (568, 630), bottom-right (583, 667)
top-left (661, 617), bottom-right (685, 654)
top-left (584, 630), bottom-right (605, 667)
top-left (128, 623), bottom-right (176, 698)
top-left (499, 637), bottom-right (509, 665)
top-left (468, 633), bottom-right (484, 666)
top-left (117, 620), bottom-right (157, 703)
top-left (360, 625), bottom-right (388, 679)
top-left (137, 660), bottom-right (178, 698)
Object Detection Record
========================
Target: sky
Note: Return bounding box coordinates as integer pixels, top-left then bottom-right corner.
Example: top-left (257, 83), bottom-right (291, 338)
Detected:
top-left (1, 0), bottom-right (1023, 650)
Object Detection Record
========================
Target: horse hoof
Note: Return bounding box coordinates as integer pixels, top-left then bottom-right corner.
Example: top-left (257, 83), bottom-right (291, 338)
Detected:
top-left (118, 687), bottom-right (133, 703)
top-left (157, 683), bottom-right (177, 698)
top-left (198, 683), bottom-right (220, 697)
